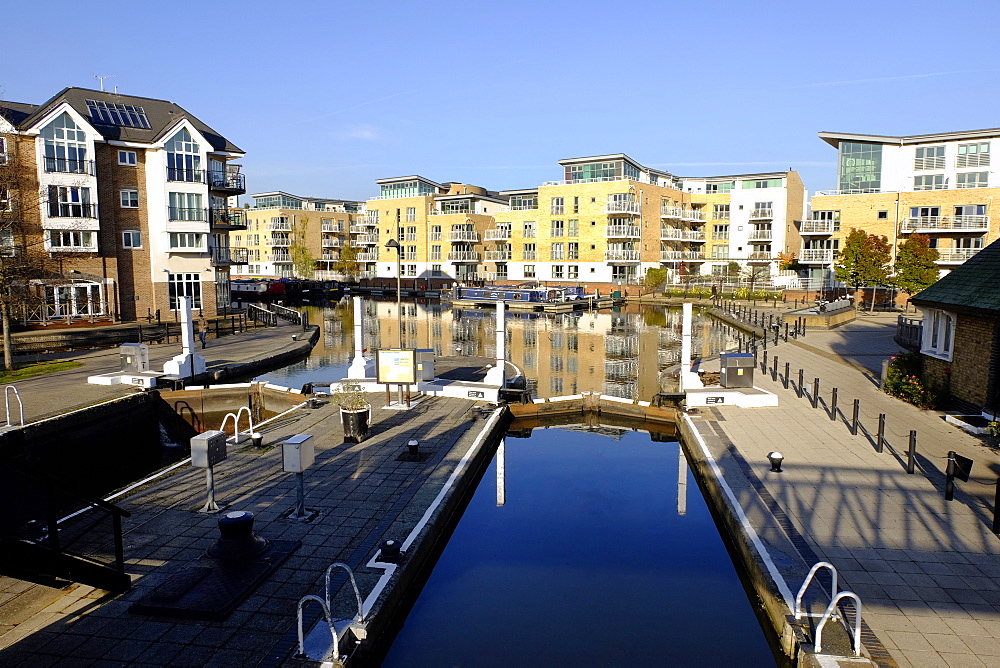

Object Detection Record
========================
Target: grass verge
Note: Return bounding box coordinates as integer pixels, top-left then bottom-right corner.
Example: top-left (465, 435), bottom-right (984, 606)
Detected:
top-left (0, 360), bottom-right (84, 383)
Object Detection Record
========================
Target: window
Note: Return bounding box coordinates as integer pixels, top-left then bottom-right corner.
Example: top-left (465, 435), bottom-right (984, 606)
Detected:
top-left (954, 204), bottom-right (986, 218)
top-left (958, 142), bottom-right (990, 167)
top-left (509, 195), bottom-right (537, 210)
top-left (568, 265), bottom-right (579, 279)
top-left (551, 220), bottom-right (564, 237)
top-left (914, 146), bottom-right (945, 170)
top-left (430, 225), bottom-right (441, 241)
top-left (567, 219), bottom-right (579, 237)
top-left (0, 186), bottom-right (11, 213)
top-left (168, 273), bottom-right (202, 309)
top-left (712, 224), bottom-right (730, 240)
top-left (752, 202), bottom-right (773, 218)
top-left (120, 188), bottom-right (139, 208)
top-left (118, 150), bottom-right (137, 166)
top-left (406, 207), bottom-right (416, 222)
top-left (568, 242), bottom-right (579, 260)
top-left (166, 128), bottom-right (202, 182)
top-left (552, 265), bottom-right (564, 279)
top-left (711, 244), bottom-right (729, 259)
top-left (122, 230), bottom-right (141, 248)
top-left (713, 204), bottom-right (730, 219)
top-left (0, 137), bottom-right (6, 165)
top-left (877, 211), bottom-right (888, 220)
top-left (551, 242), bottom-right (564, 260)
top-left (431, 264), bottom-right (442, 276)
top-left (406, 226), bottom-right (417, 241)
top-left (169, 232), bottom-right (206, 249)
top-left (405, 264), bottom-right (417, 277)
top-left (42, 113), bottom-right (89, 174)
top-left (551, 197), bottom-right (564, 215)
top-left (812, 210), bottom-right (841, 231)
top-left (707, 181), bottom-right (734, 193)
top-left (86, 99), bottom-right (151, 128)
top-left (838, 141), bottom-right (882, 192)
top-left (910, 206), bottom-right (940, 219)
top-left (406, 245), bottom-right (417, 261)
top-left (0, 229), bottom-right (15, 257)
top-left (572, 196), bottom-right (579, 214)
top-left (48, 186), bottom-right (92, 217)
top-left (921, 308), bottom-right (954, 360)
top-left (957, 172), bottom-right (988, 189)
top-left (431, 245), bottom-right (441, 260)
top-left (742, 178), bottom-right (783, 189)
top-left (523, 221), bottom-right (535, 238)
top-left (49, 230), bottom-right (94, 249)
top-left (524, 265), bottom-right (535, 278)
top-left (169, 192), bottom-right (204, 220)
top-left (913, 174), bottom-right (945, 191)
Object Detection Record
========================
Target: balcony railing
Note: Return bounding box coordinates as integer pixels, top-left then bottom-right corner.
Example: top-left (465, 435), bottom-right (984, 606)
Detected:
top-left (551, 205), bottom-right (565, 215)
top-left (747, 251), bottom-right (772, 261)
top-left (266, 221), bottom-right (292, 231)
top-left (484, 229), bottom-right (512, 241)
top-left (208, 170), bottom-right (246, 194)
top-left (268, 236), bottom-right (291, 247)
top-left (322, 238), bottom-right (342, 248)
top-left (210, 208), bottom-right (246, 228)
top-left (660, 251), bottom-right (706, 262)
top-left (357, 251), bottom-right (380, 262)
top-left (682, 209), bottom-right (706, 222)
top-left (660, 228), bottom-right (706, 242)
top-left (447, 251), bottom-right (481, 262)
top-left (168, 207), bottom-right (207, 222)
top-left (44, 157), bottom-right (95, 175)
top-left (485, 251), bottom-right (512, 262)
top-left (605, 200), bottom-right (641, 215)
top-left (800, 249), bottom-right (834, 263)
top-left (605, 250), bottom-right (641, 263)
top-left (496, 204), bottom-right (538, 212)
top-left (211, 246), bottom-right (250, 266)
top-left (606, 225), bottom-right (641, 238)
top-left (800, 219), bottom-right (835, 234)
top-left (901, 215), bottom-right (990, 232)
top-left (749, 208), bottom-right (773, 220)
top-left (936, 248), bottom-right (983, 263)
top-left (430, 208), bottom-right (474, 216)
top-left (167, 167), bottom-right (205, 183)
top-left (749, 230), bottom-right (772, 241)
top-left (48, 203), bottom-right (97, 218)
top-left (446, 231), bottom-right (479, 242)
top-left (712, 231), bottom-right (730, 240)
top-left (814, 188), bottom-right (894, 196)
top-left (522, 251), bottom-right (536, 261)
top-left (356, 234), bottom-right (379, 245)
top-left (272, 253), bottom-right (292, 263)
top-left (661, 205), bottom-right (682, 218)
top-left (322, 222), bottom-right (343, 232)
top-left (349, 225), bottom-right (368, 234)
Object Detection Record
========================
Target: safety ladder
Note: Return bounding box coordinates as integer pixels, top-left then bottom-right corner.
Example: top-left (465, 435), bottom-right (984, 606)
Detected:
top-left (794, 561), bottom-right (863, 656)
top-left (296, 562), bottom-right (367, 664)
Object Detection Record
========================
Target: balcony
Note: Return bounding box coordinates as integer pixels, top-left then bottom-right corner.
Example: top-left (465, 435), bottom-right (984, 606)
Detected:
top-left (605, 250), bottom-right (641, 263)
top-left (322, 222), bottom-right (343, 232)
top-left (485, 251), bottom-right (512, 262)
top-left (606, 225), bottom-right (641, 238)
top-left (44, 157), bottom-right (95, 175)
top-left (272, 252), bottom-right (292, 263)
top-left (712, 232), bottom-right (730, 241)
top-left (168, 207), bottom-right (207, 222)
top-left (800, 249), bottom-right (834, 263)
top-left (266, 221), bottom-right (292, 231)
top-left (322, 238), bottom-right (342, 248)
top-left (749, 208), bottom-right (773, 220)
top-left (484, 229), bottom-right (512, 241)
top-left (355, 234), bottom-right (379, 245)
top-left (800, 219), bottom-right (836, 235)
top-left (357, 251), bottom-right (380, 262)
top-left (267, 236), bottom-right (291, 247)
top-left (901, 215), bottom-right (990, 233)
top-left (814, 188), bottom-right (893, 196)
top-left (167, 167), bottom-right (205, 183)
top-left (211, 246), bottom-right (250, 266)
top-left (446, 231), bottom-right (479, 242)
top-left (447, 251), bottom-right (481, 262)
top-left (682, 209), bottom-right (706, 222)
top-left (349, 225), bottom-right (368, 234)
top-left (660, 228), bottom-right (706, 242)
top-left (430, 208), bottom-right (473, 216)
top-left (936, 248), bottom-right (983, 264)
top-left (749, 230), bottom-right (772, 241)
top-left (207, 170), bottom-right (246, 195)
top-left (747, 251), bottom-right (772, 262)
top-left (210, 208), bottom-right (246, 230)
top-left (605, 200), bottom-right (641, 215)
top-left (48, 203), bottom-right (97, 219)
top-left (660, 251), bottom-right (706, 262)
top-left (359, 215), bottom-right (378, 226)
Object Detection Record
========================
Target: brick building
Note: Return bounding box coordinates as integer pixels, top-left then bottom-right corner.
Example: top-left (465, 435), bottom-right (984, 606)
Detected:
top-left (0, 87), bottom-right (247, 323)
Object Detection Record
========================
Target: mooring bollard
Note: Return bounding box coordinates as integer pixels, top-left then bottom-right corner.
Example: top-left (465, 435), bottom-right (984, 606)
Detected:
top-left (772, 356), bottom-right (779, 380)
top-left (851, 399), bottom-right (860, 436)
top-left (907, 431), bottom-right (917, 474)
top-left (830, 388), bottom-right (838, 420)
top-left (876, 414), bottom-right (885, 453)
top-left (797, 368), bottom-right (804, 398)
top-left (784, 362), bottom-right (790, 389)
top-left (812, 378), bottom-right (820, 408)
top-left (945, 451), bottom-right (956, 501)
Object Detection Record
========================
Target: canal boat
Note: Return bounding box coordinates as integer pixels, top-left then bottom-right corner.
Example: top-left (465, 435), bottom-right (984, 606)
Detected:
top-left (455, 284), bottom-right (585, 303)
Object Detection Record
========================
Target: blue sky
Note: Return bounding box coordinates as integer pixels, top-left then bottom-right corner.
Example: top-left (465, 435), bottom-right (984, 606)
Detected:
top-left (5, 0), bottom-right (999, 202)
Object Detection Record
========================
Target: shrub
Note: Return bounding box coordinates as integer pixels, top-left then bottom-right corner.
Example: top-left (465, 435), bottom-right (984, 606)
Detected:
top-left (882, 352), bottom-right (941, 409)
top-left (986, 421), bottom-right (1000, 438)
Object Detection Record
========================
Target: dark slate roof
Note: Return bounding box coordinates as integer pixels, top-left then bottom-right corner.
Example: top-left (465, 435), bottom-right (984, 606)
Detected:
top-left (911, 238), bottom-right (1000, 314)
top-left (0, 100), bottom-right (39, 126)
top-left (16, 87), bottom-right (243, 154)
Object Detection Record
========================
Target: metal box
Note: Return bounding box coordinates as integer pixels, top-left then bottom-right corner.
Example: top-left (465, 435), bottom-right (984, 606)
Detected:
top-left (720, 353), bottom-right (754, 388)
top-left (282, 434), bottom-right (314, 473)
top-left (415, 349), bottom-right (435, 381)
top-left (191, 430), bottom-right (228, 468)
top-left (120, 343), bottom-right (149, 373)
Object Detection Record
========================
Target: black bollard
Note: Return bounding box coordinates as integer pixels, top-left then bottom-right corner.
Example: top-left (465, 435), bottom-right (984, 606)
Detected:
top-left (797, 368), bottom-right (804, 398)
top-left (907, 431), bottom-right (917, 474)
top-left (812, 378), bottom-right (820, 408)
top-left (772, 356), bottom-right (778, 381)
top-left (945, 451), bottom-right (956, 501)
top-left (784, 322), bottom-right (789, 341)
top-left (851, 399), bottom-right (860, 436)
top-left (876, 413), bottom-right (885, 453)
top-left (762, 350), bottom-right (768, 370)
top-left (831, 388), bottom-right (838, 420)
top-left (993, 481), bottom-right (1000, 534)
top-left (784, 362), bottom-right (790, 389)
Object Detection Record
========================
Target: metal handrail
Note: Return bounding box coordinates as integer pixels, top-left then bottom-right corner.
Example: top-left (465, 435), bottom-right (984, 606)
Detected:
top-left (814, 591), bottom-right (863, 656)
top-left (324, 562), bottom-right (365, 623)
top-left (794, 561), bottom-right (839, 621)
top-left (297, 595), bottom-right (340, 662)
top-left (272, 303), bottom-right (302, 324)
top-left (4, 385), bottom-right (24, 426)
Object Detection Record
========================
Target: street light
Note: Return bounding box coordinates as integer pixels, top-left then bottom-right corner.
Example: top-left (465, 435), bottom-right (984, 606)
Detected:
top-left (385, 239), bottom-right (403, 348)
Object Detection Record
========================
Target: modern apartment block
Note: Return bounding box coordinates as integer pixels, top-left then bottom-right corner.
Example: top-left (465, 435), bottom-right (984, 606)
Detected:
top-left (234, 192), bottom-right (364, 279)
top-left (0, 87), bottom-right (247, 322)
top-left (804, 129), bottom-right (1000, 283)
top-left (360, 156), bottom-right (805, 285)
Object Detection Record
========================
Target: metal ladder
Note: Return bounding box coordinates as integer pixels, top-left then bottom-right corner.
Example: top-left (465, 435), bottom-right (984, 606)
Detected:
top-left (794, 561), bottom-right (863, 656)
top-left (3, 385), bottom-right (24, 426)
top-left (295, 562), bottom-right (367, 663)
top-left (219, 406), bottom-right (253, 445)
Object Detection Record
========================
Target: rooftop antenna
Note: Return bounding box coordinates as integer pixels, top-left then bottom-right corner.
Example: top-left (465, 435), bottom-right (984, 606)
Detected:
top-left (93, 74), bottom-right (112, 92)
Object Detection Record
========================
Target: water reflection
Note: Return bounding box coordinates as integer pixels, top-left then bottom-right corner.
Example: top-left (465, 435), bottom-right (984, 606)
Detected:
top-left (258, 299), bottom-right (737, 399)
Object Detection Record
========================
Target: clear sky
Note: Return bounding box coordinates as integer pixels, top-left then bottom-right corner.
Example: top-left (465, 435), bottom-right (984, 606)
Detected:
top-left (5, 0), bottom-right (999, 202)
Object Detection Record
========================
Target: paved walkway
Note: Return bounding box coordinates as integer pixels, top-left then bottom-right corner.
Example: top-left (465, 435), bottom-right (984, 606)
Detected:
top-left (693, 307), bottom-right (1000, 667)
top-left (0, 392), bottom-right (495, 666)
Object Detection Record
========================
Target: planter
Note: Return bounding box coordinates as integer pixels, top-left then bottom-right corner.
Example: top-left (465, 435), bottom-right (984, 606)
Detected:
top-left (341, 407), bottom-right (370, 443)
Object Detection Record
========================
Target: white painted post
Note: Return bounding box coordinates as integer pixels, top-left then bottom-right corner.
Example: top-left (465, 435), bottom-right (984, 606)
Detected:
top-left (180, 296), bottom-right (194, 355)
top-left (484, 301), bottom-right (507, 387)
top-left (680, 302), bottom-right (692, 391)
top-left (677, 443), bottom-right (687, 516)
top-left (347, 296), bottom-right (369, 379)
top-left (496, 438), bottom-right (506, 507)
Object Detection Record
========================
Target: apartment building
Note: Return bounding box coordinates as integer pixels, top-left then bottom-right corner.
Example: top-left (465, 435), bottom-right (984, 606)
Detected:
top-left (235, 192), bottom-right (363, 279)
top-left (0, 87), bottom-right (246, 322)
top-left (804, 129), bottom-right (1000, 283)
top-left (363, 156), bottom-right (805, 285)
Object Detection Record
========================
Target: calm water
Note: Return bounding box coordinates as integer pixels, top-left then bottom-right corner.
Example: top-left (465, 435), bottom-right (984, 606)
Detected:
top-left (380, 426), bottom-right (776, 667)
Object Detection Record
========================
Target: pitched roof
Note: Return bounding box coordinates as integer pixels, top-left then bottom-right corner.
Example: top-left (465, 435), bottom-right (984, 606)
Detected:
top-left (0, 100), bottom-right (39, 126)
top-left (15, 87), bottom-right (243, 154)
top-left (911, 238), bottom-right (1000, 314)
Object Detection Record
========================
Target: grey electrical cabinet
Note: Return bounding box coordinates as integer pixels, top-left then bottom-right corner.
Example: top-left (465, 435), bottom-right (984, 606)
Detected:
top-left (120, 343), bottom-right (149, 373)
top-left (415, 349), bottom-right (435, 381)
top-left (191, 430), bottom-right (228, 468)
top-left (282, 434), bottom-right (315, 473)
top-left (720, 353), bottom-right (754, 388)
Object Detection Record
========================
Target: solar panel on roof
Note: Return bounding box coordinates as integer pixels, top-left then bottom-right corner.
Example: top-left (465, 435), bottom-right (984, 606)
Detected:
top-left (85, 99), bottom-right (151, 129)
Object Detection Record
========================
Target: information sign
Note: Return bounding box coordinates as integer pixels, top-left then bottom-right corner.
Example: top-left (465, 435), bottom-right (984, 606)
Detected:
top-left (377, 349), bottom-right (417, 384)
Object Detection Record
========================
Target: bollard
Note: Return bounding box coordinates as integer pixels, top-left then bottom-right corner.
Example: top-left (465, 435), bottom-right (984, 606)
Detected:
top-left (784, 322), bottom-right (789, 342)
top-left (851, 399), bottom-right (860, 436)
top-left (800, 318), bottom-right (806, 337)
top-left (772, 356), bottom-right (778, 381)
top-left (812, 378), bottom-right (820, 408)
top-left (993, 480), bottom-right (1000, 534)
top-left (784, 362), bottom-right (790, 389)
top-left (762, 350), bottom-right (768, 370)
top-left (907, 431), bottom-right (917, 474)
top-left (797, 368), bottom-right (804, 398)
top-left (774, 324), bottom-right (779, 346)
top-left (945, 451), bottom-right (956, 501)
top-left (876, 414), bottom-right (885, 453)
top-left (831, 388), bottom-right (838, 420)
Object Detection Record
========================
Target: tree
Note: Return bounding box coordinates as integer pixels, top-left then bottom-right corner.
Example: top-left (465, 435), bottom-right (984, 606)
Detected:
top-left (289, 215), bottom-right (314, 279)
top-left (642, 267), bottom-right (667, 293)
top-left (894, 233), bottom-right (939, 302)
top-left (332, 244), bottom-right (361, 281)
top-left (835, 228), bottom-right (892, 311)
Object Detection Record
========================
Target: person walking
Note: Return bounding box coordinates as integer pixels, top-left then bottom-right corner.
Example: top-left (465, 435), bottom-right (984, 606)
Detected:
top-left (197, 317), bottom-right (208, 349)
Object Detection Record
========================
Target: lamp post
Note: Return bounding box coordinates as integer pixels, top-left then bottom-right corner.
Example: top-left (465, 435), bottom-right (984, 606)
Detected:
top-left (385, 239), bottom-right (403, 348)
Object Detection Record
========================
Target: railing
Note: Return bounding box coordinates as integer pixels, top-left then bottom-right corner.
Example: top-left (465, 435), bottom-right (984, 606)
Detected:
top-left (272, 253), bottom-right (292, 262)
top-left (48, 203), bottom-right (97, 218)
top-left (682, 209), bottom-right (706, 222)
top-left (166, 167), bottom-right (205, 183)
top-left (273, 303), bottom-right (303, 324)
top-left (484, 229), bottom-right (512, 241)
top-left (749, 208), bottom-right (773, 220)
top-left (247, 303), bottom-right (278, 326)
top-left (749, 230), bottom-right (772, 241)
top-left (44, 157), bottom-right (95, 175)
top-left (168, 207), bottom-right (207, 222)
top-left (446, 231), bottom-right (479, 242)
top-left (210, 208), bottom-right (246, 228)
top-left (957, 154), bottom-right (990, 168)
top-left (4, 385), bottom-right (24, 426)
top-left (712, 211), bottom-right (731, 220)
top-left (484, 251), bottom-right (512, 261)
top-left (207, 170), bottom-right (246, 192)
top-left (49, 243), bottom-right (99, 254)
top-left (605, 250), bottom-right (641, 262)
top-left (800, 219), bottom-right (835, 234)
top-left (605, 200), bottom-right (641, 215)
top-left (429, 208), bottom-right (473, 216)
top-left (712, 231), bottom-right (730, 240)
top-left (901, 215), bottom-right (989, 232)
top-left (660, 228), bottom-right (706, 241)
top-left (349, 225), bottom-right (367, 234)
top-left (356, 251), bottom-right (380, 262)
top-left (606, 225), bottom-right (641, 238)
top-left (355, 234), bottom-right (379, 245)
top-left (936, 248), bottom-right (982, 263)
top-left (447, 251), bottom-right (480, 262)
top-left (660, 251), bottom-right (706, 262)
top-left (322, 239), bottom-right (342, 248)
top-left (268, 236), bottom-right (292, 247)
top-left (661, 205), bottom-right (682, 218)
top-left (497, 204), bottom-right (538, 211)
top-left (800, 249), bottom-right (834, 263)
top-left (814, 188), bottom-right (894, 196)
top-left (897, 316), bottom-right (922, 348)
top-left (321, 223), bottom-right (343, 232)
top-left (748, 251), bottom-right (772, 261)
top-left (266, 221), bottom-right (292, 231)
top-left (551, 205), bottom-right (565, 215)
top-left (913, 156), bottom-right (945, 171)
top-left (522, 251), bottom-right (536, 260)
top-left (542, 174), bottom-right (662, 187)
top-left (211, 246), bottom-right (249, 266)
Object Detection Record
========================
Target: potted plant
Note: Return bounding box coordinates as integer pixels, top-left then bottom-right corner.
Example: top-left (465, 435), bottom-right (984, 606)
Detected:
top-left (330, 382), bottom-right (371, 443)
